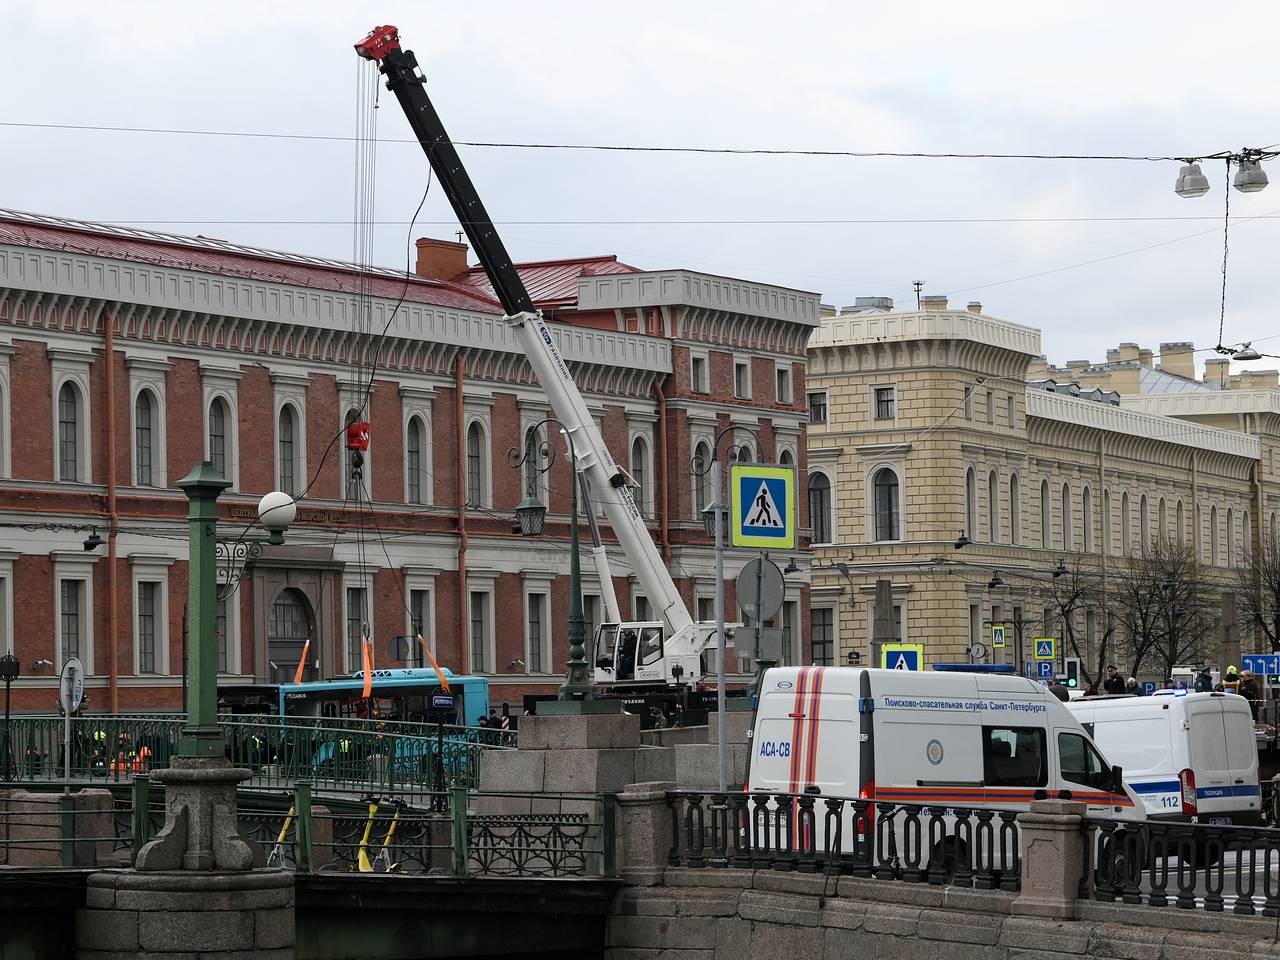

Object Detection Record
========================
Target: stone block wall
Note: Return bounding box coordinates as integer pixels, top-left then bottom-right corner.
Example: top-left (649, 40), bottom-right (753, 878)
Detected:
top-left (607, 867), bottom-right (1280, 960)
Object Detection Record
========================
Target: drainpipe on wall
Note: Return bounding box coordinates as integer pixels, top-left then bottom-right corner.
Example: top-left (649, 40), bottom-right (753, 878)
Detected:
top-left (454, 356), bottom-right (469, 673)
top-left (655, 381), bottom-right (671, 564)
top-left (103, 311), bottom-right (120, 712)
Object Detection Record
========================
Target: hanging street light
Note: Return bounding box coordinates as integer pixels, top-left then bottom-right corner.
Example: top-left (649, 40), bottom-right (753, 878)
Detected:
top-left (1234, 158), bottom-right (1269, 193)
top-left (1052, 559), bottom-right (1069, 579)
top-left (954, 530), bottom-right (971, 550)
top-left (1174, 162), bottom-right (1211, 198)
top-left (987, 571), bottom-right (1005, 590)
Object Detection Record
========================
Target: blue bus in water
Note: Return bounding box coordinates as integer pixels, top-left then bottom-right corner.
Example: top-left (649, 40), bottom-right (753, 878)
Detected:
top-left (218, 668), bottom-right (490, 727)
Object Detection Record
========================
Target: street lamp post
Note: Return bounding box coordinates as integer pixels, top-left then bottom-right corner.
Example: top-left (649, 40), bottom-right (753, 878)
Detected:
top-left (693, 427), bottom-right (741, 794)
top-left (0, 654), bottom-right (17, 782)
top-left (511, 419), bottom-right (618, 714)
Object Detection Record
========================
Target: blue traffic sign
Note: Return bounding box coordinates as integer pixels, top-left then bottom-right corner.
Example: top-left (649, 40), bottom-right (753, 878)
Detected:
top-left (1036, 661), bottom-right (1055, 679)
top-left (992, 625), bottom-right (1006, 648)
top-left (1242, 654), bottom-right (1280, 676)
top-left (1033, 637), bottom-right (1056, 661)
top-left (1024, 660), bottom-right (1035, 679)
top-left (730, 464), bottom-right (797, 550)
top-left (1141, 682), bottom-right (1157, 696)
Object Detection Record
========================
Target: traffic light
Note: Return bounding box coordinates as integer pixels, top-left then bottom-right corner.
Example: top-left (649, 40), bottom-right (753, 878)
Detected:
top-left (1065, 657), bottom-right (1081, 689)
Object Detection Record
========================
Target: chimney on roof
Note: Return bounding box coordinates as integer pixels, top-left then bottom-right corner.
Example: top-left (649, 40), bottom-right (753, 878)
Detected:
top-left (1116, 342), bottom-right (1140, 364)
top-left (1158, 341), bottom-right (1195, 380)
top-left (1138, 348), bottom-right (1153, 369)
top-left (853, 296), bottom-right (894, 311)
top-left (414, 237), bottom-right (469, 282)
top-left (966, 301), bottom-right (982, 314)
top-left (1204, 357), bottom-right (1230, 387)
top-left (921, 295), bottom-right (948, 312)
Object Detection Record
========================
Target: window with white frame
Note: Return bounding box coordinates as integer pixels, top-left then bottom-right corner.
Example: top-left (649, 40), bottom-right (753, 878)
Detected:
top-left (131, 557), bottom-right (171, 675)
top-left (270, 589), bottom-right (312, 683)
top-left (988, 471), bottom-right (1000, 544)
top-left (216, 597), bottom-right (230, 674)
top-left (134, 390), bottom-right (156, 487)
top-left (0, 553), bottom-right (12, 659)
top-left (631, 435), bottom-right (650, 518)
top-left (345, 585), bottom-right (368, 673)
top-left (808, 472), bottom-right (832, 544)
top-left (278, 404), bottom-right (299, 496)
top-left (690, 353), bottom-right (708, 393)
top-left (733, 359), bottom-right (751, 400)
top-left (1158, 498), bottom-right (1167, 540)
top-left (872, 467), bottom-right (900, 541)
top-left (1082, 487), bottom-right (1093, 552)
top-left (466, 421), bottom-right (488, 508)
top-left (779, 448), bottom-right (795, 468)
top-left (58, 381), bottom-right (85, 482)
top-left (407, 416), bottom-right (427, 505)
top-left (808, 391), bottom-right (828, 424)
top-left (811, 607), bottom-right (834, 666)
top-left (525, 590), bottom-right (549, 673)
top-left (1040, 480), bottom-right (1051, 548)
top-left (1122, 493), bottom-right (1132, 555)
top-left (1009, 474), bottom-right (1021, 544)
top-left (634, 594), bottom-right (651, 621)
top-left (964, 385), bottom-right (974, 420)
top-left (469, 590), bottom-right (492, 672)
top-left (966, 468), bottom-right (978, 538)
top-left (54, 555), bottom-right (96, 672)
top-left (1103, 490), bottom-right (1113, 554)
top-left (1227, 507), bottom-right (1235, 567)
top-left (693, 440), bottom-right (712, 517)
top-left (1177, 501), bottom-right (1186, 544)
top-left (776, 365), bottom-right (792, 405)
top-left (1061, 483), bottom-right (1072, 551)
top-left (873, 385), bottom-right (896, 421)
top-left (696, 596), bottom-right (715, 622)
top-left (1140, 495), bottom-right (1150, 553)
top-left (0, 344), bottom-right (11, 480)
top-left (986, 391), bottom-right (995, 425)
top-left (408, 589), bottom-right (431, 665)
top-left (1006, 395), bottom-right (1015, 427)
top-left (208, 396), bottom-right (231, 480)
top-left (781, 599), bottom-right (798, 665)
top-left (582, 594), bottom-right (600, 647)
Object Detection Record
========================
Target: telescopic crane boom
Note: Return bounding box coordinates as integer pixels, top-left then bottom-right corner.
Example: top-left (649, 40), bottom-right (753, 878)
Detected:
top-left (356, 26), bottom-right (720, 689)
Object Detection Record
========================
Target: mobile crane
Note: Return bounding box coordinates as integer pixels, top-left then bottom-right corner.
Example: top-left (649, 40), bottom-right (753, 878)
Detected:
top-left (355, 26), bottom-right (732, 703)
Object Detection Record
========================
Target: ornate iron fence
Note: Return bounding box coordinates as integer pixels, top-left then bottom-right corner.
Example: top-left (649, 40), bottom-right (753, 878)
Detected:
top-left (1088, 818), bottom-right (1280, 914)
top-left (667, 790), bottom-right (1021, 890)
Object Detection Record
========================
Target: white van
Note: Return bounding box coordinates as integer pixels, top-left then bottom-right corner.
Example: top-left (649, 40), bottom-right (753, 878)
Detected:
top-left (748, 666), bottom-right (1143, 820)
top-left (1066, 690), bottom-right (1260, 825)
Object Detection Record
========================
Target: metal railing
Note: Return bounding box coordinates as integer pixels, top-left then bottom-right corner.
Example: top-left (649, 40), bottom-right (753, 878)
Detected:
top-left (0, 715), bottom-right (512, 799)
top-left (666, 790), bottom-right (1021, 889)
top-left (1088, 818), bottom-right (1280, 914)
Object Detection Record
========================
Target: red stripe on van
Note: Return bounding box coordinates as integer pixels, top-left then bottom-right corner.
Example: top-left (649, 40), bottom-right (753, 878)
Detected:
top-left (804, 667), bottom-right (826, 789)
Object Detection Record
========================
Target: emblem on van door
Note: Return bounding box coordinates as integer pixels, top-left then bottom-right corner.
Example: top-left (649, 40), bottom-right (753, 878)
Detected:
top-left (926, 739), bottom-right (944, 765)
top-left (776, 680), bottom-right (793, 689)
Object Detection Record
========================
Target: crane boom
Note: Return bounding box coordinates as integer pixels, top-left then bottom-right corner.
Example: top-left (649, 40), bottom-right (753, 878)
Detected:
top-left (355, 26), bottom-right (693, 639)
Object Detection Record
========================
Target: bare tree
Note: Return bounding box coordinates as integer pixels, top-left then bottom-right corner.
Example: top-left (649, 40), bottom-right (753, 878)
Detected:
top-left (1038, 555), bottom-right (1116, 691)
top-left (1237, 539), bottom-right (1280, 654)
top-left (1114, 539), bottom-right (1215, 681)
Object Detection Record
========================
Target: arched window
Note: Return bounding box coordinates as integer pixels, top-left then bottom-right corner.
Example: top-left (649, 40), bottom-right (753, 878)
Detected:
top-left (134, 390), bottom-right (154, 487)
top-left (965, 468), bottom-right (977, 539)
top-left (1040, 479), bottom-right (1051, 548)
top-left (735, 443), bottom-right (754, 464)
top-left (1009, 474), bottom-right (1021, 545)
top-left (873, 468), bottom-right (900, 541)
top-left (693, 441), bottom-right (711, 517)
top-left (808, 472), bottom-right (832, 544)
top-left (1244, 509), bottom-right (1252, 561)
top-left (278, 405), bottom-right (297, 496)
top-left (1158, 498), bottom-right (1167, 542)
top-left (58, 382), bottom-right (81, 482)
top-left (208, 397), bottom-right (228, 479)
top-left (1227, 507), bottom-right (1235, 566)
top-left (988, 471), bottom-right (1000, 543)
top-left (1140, 495), bottom-right (1149, 553)
top-left (1103, 489), bottom-right (1112, 554)
top-left (631, 436), bottom-right (649, 517)
top-left (1121, 493), bottom-right (1131, 555)
top-left (1177, 501), bottom-right (1186, 544)
top-left (779, 449), bottom-right (794, 468)
top-left (1210, 505), bottom-right (1219, 564)
top-left (1195, 502), bottom-right (1203, 558)
top-left (1061, 483), bottom-right (1072, 551)
top-left (406, 416), bottom-right (425, 504)
top-left (1082, 487), bottom-right (1093, 552)
top-left (466, 421), bottom-right (485, 508)
top-left (1272, 513), bottom-right (1277, 553)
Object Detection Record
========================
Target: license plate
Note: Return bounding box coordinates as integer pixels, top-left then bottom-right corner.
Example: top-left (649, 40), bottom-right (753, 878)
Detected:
top-left (1208, 817), bottom-right (1231, 825)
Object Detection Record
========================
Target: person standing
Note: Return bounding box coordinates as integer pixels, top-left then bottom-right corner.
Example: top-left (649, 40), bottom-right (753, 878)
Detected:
top-left (1193, 668), bottom-right (1213, 693)
top-left (1239, 670), bottom-right (1261, 721)
top-left (1102, 665), bottom-right (1126, 695)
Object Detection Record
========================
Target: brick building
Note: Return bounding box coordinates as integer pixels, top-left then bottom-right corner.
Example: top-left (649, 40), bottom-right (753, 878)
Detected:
top-left (805, 295), bottom-right (1277, 675)
top-left (0, 209), bottom-right (817, 713)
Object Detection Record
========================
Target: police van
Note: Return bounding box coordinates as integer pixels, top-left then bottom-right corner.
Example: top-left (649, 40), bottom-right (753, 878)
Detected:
top-left (749, 666), bottom-right (1143, 820)
top-left (1065, 690), bottom-right (1260, 825)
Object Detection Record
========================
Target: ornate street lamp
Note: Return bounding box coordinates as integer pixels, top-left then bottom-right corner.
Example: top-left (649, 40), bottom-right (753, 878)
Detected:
top-left (0, 653), bottom-right (18, 782)
top-left (510, 419), bottom-right (595, 702)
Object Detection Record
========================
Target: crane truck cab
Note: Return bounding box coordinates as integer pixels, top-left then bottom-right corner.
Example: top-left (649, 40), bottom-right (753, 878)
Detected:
top-left (594, 621), bottom-right (720, 687)
top-left (749, 666), bottom-right (1143, 821)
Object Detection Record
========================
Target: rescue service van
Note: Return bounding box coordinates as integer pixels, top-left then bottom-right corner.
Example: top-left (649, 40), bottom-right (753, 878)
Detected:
top-left (1065, 690), bottom-right (1260, 825)
top-left (748, 666), bottom-right (1143, 820)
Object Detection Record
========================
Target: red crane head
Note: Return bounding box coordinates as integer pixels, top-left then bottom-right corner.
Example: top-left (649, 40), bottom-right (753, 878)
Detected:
top-left (355, 25), bottom-right (400, 61)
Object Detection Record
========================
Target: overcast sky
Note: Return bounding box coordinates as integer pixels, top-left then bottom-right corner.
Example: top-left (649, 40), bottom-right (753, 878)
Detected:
top-left (4, 1), bottom-right (1279, 374)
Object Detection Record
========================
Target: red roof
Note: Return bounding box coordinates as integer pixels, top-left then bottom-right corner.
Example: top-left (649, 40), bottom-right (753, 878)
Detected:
top-left (455, 254), bottom-right (639, 308)
top-left (0, 209), bottom-right (501, 314)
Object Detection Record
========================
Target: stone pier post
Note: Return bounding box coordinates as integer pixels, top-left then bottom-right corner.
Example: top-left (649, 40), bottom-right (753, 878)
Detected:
top-left (1011, 798), bottom-right (1087, 920)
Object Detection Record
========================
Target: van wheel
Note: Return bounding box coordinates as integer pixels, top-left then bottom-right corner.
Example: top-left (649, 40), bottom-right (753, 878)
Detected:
top-left (929, 838), bottom-right (968, 881)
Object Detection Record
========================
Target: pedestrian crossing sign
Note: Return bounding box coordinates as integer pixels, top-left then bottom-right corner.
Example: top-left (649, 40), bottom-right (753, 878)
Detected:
top-left (1033, 637), bottom-right (1056, 661)
top-left (730, 463), bottom-right (797, 549)
top-left (881, 643), bottom-right (924, 671)
top-left (992, 625), bottom-right (1006, 648)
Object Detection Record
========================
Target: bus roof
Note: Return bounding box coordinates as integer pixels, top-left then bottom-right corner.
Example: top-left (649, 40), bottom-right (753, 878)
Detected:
top-left (281, 667), bottom-right (472, 695)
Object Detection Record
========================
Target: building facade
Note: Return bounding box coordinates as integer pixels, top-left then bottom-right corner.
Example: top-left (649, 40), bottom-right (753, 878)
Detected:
top-left (0, 209), bottom-right (817, 713)
top-left (805, 295), bottom-right (1279, 675)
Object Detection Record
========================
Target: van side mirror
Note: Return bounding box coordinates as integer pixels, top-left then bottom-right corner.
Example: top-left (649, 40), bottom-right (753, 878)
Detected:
top-left (1111, 764), bottom-right (1124, 793)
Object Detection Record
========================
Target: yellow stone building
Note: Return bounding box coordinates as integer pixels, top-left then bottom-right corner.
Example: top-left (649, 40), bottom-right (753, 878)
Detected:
top-left (804, 295), bottom-right (1280, 676)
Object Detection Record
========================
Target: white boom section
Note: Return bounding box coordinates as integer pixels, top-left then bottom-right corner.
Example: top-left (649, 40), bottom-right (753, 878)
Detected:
top-left (508, 311), bottom-right (693, 636)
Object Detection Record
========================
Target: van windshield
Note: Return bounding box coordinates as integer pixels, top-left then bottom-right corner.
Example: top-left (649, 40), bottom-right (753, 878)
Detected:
top-left (982, 726), bottom-right (1047, 788)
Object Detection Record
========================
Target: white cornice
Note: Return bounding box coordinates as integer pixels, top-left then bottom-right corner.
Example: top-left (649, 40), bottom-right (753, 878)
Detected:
top-left (1028, 388), bottom-right (1258, 460)
top-left (576, 270), bottom-right (820, 327)
top-left (1121, 389), bottom-right (1280, 419)
top-left (809, 308), bottom-right (1041, 357)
